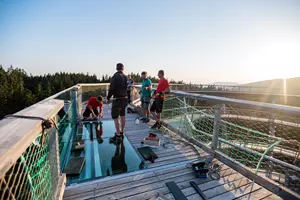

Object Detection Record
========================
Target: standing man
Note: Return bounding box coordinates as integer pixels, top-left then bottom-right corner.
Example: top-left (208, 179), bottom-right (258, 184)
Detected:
top-left (82, 96), bottom-right (103, 120)
top-left (150, 70), bottom-right (170, 129)
top-left (141, 71), bottom-right (152, 123)
top-left (127, 74), bottom-right (134, 104)
top-left (107, 63), bottom-right (128, 143)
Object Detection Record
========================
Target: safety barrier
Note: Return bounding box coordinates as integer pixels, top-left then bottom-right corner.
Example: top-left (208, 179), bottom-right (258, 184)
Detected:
top-left (1, 82), bottom-right (299, 199)
top-left (0, 87), bottom-right (77, 200)
top-left (132, 85), bottom-right (300, 197)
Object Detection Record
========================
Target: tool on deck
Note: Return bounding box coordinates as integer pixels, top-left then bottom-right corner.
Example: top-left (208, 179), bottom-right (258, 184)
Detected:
top-left (189, 158), bottom-right (221, 180)
top-left (191, 160), bottom-right (209, 178)
top-left (190, 181), bottom-right (208, 200)
top-left (165, 181), bottom-right (188, 200)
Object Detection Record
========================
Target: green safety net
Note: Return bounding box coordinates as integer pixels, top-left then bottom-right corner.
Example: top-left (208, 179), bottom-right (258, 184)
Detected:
top-left (0, 132), bottom-right (54, 200)
top-left (160, 94), bottom-right (300, 193)
top-left (1, 94), bottom-right (75, 200)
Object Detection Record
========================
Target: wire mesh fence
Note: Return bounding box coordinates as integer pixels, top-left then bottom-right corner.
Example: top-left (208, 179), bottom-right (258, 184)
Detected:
top-left (0, 89), bottom-right (74, 200)
top-left (0, 128), bottom-right (59, 200)
top-left (160, 92), bottom-right (300, 194)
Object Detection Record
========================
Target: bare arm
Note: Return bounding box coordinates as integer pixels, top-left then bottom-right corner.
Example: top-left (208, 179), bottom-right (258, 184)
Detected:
top-left (162, 88), bottom-right (170, 94)
top-left (88, 105), bottom-right (96, 117)
top-left (145, 85), bottom-right (152, 90)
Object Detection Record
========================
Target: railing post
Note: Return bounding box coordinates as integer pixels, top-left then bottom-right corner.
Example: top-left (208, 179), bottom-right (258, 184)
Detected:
top-left (48, 116), bottom-right (61, 197)
top-left (77, 86), bottom-right (82, 118)
top-left (71, 87), bottom-right (79, 123)
top-left (212, 104), bottom-right (221, 151)
top-left (106, 84), bottom-right (109, 97)
top-left (266, 99), bottom-right (276, 178)
top-left (183, 97), bottom-right (188, 113)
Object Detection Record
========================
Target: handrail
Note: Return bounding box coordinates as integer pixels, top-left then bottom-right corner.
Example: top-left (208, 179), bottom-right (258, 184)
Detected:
top-left (133, 85), bottom-right (300, 116)
top-left (171, 90), bottom-right (300, 116)
top-left (0, 99), bottom-right (64, 176)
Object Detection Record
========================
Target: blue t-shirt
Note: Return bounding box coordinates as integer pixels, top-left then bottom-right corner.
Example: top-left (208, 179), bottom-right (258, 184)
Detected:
top-left (141, 78), bottom-right (152, 97)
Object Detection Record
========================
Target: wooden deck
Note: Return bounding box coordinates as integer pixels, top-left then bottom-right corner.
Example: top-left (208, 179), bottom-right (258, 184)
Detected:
top-left (63, 106), bottom-right (282, 200)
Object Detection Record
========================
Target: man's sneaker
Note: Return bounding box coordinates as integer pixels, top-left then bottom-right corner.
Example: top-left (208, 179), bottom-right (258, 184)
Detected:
top-left (120, 132), bottom-right (125, 139)
top-left (109, 134), bottom-right (123, 144)
top-left (151, 121), bottom-right (161, 129)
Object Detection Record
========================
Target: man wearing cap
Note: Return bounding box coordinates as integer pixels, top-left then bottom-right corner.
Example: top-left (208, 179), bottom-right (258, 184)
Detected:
top-left (107, 63), bottom-right (128, 143)
top-left (127, 74), bottom-right (134, 104)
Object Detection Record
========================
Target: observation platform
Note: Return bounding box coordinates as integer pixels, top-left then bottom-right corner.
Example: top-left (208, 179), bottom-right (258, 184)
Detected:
top-left (0, 83), bottom-right (299, 200)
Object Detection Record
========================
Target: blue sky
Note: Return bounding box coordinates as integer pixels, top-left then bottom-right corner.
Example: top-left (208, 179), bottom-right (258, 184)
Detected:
top-left (0, 0), bottom-right (300, 83)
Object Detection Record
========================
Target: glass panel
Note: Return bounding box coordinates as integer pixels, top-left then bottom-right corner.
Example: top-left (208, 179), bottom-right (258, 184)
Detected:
top-left (66, 120), bottom-right (145, 185)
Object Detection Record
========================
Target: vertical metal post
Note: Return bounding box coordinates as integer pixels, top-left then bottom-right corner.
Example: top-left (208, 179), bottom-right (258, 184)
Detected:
top-left (77, 86), bottom-right (82, 118)
top-left (183, 97), bottom-right (188, 114)
top-left (106, 84), bottom-right (109, 97)
top-left (71, 87), bottom-right (78, 123)
top-left (266, 99), bottom-right (276, 179)
top-left (48, 116), bottom-right (61, 197)
top-left (212, 104), bottom-right (221, 151)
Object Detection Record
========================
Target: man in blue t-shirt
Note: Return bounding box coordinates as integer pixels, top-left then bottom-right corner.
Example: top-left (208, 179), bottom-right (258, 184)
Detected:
top-left (141, 71), bottom-right (152, 123)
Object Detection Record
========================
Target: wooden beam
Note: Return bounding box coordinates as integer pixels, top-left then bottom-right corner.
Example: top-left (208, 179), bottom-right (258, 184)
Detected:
top-left (56, 174), bottom-right (66, 200)
top-left (0, 99), bottom-right (64, 177)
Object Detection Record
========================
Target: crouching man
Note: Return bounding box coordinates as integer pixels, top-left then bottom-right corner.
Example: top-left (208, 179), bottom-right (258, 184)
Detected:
top-left (83, 96), bottom-right (103, 120)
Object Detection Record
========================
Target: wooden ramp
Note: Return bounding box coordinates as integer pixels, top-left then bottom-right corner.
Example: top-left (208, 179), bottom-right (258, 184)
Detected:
top-left (63, 105), bottom-right (282, 200)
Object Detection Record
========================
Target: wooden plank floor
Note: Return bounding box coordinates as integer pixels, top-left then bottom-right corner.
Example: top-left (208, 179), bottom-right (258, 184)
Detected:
top-left (63, 105), bottom-right (282, 200)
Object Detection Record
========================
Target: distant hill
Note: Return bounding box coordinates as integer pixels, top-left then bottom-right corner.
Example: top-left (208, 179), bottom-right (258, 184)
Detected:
top-left (243, 77), bottom-right (300, 94)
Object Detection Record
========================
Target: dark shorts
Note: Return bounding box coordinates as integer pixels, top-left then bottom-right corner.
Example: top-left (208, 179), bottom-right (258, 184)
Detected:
top-left (150, 98), bottom-right (164, 113)
top-left (141, 96), bottom-right (151, 109)
top-left (111, 99), bottom-right (128, 119)
top-left (83, 108), bottom-right (99, 118)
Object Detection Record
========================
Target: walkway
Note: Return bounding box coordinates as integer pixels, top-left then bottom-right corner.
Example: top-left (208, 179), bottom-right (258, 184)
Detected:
top-left (63, 105), bottom-right (282, 200)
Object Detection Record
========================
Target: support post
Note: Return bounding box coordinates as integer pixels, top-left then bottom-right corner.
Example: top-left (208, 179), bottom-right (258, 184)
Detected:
top-left (77, 86), bottom-right (82, 119)
top-left (106, 84), bottom-right (109, 97)
top-left (71, 87), bottom-right (79, 124)
top-left (212, 104), bottom-right (221, 150)
top-left (48, 116), bottom-right (61, 198)
top-left (266, 99), bottom-right (276, 179)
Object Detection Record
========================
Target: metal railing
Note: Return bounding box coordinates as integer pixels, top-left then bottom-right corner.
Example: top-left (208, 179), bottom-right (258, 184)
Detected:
top-left (0, 87), bottom-right (78, 200)
top-left (1, 82), bottom-right (300, 199)
top-left (154, 83), bottom-right (300, 95)
top-left (132, 85), bottom-right (300, 197)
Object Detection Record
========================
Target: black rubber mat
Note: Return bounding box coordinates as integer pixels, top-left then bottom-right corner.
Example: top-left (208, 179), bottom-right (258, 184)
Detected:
top-left (166, 181), bottom-right (188, 200)
top-left (137, 146), bottom-right (158, 161)
top-left (190, 181), bottom-right (208, 200)
top-left (63, 157), bottom-right (86, 176)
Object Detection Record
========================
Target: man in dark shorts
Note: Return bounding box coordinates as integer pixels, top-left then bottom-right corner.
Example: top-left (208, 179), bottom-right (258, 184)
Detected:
top-left (107, 63), bottom-right (128, 143)
top-left (82, 96), bottom-right (103, 120)
top-left (150, 70), bottom-right (170, 129)
top-left (141, 71), bottom-right (152, 123)
top-left (127, 74), bottom-right (134, 104)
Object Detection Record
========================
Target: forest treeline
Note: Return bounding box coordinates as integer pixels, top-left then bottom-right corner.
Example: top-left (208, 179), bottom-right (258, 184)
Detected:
top-left (0, 65), bottom-right (182, 118)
